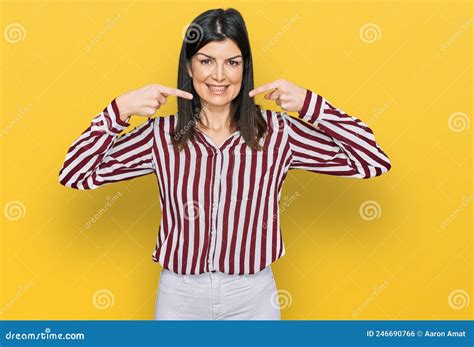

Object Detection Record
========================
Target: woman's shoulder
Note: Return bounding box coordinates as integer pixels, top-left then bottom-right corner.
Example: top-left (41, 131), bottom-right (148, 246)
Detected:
top-left (259, 107), bottom-right (291, 131)
top-left (152, 113), bottom-right (178, 132)
top-left (259, 107), bottom-right (291, 119)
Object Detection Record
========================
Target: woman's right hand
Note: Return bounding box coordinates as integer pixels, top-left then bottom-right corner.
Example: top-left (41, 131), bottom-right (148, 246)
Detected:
top-left (115, 84), bottom-right (193, 121)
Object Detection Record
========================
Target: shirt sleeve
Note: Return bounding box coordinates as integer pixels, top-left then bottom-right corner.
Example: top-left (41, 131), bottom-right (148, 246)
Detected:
top-left (284, 89), bottom-right (391, 178)
top-left (58, 98), bottom-right (156, 190)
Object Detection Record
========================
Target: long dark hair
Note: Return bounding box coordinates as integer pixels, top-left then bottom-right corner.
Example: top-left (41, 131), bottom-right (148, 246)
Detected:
top-left (172, 8), bottom-right (267, 151)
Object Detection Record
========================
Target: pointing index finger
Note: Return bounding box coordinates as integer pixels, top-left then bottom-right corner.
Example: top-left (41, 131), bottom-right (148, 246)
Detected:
top-left (249, 80), bottom-right (281, 98)
top-left (160, 86), bottom-right (193, 100)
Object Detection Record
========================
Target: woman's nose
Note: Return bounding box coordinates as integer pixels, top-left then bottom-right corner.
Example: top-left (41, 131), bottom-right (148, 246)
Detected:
top-left (212, 64), bottom-right (225, 81)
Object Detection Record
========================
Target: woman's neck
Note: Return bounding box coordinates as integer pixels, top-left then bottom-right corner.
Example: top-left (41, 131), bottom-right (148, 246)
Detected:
top-left (197, 101), bottom-right (234, 132)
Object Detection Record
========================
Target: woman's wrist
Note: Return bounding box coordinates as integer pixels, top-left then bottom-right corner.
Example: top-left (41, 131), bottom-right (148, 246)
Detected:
top-left (115, 94), bottom-right (133, 120)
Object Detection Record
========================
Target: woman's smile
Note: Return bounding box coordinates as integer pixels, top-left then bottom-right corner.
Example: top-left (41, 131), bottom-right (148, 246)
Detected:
top-left (206, 83), bottom-right (230, 95)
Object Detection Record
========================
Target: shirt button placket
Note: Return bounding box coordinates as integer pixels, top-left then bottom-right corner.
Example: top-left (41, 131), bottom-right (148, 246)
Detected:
top-left (208, 149), bottom-right (221, 272)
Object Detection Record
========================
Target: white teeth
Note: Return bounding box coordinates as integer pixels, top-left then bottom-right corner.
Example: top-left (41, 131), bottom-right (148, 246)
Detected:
top-left (207, 85), bottom-right (228, 94)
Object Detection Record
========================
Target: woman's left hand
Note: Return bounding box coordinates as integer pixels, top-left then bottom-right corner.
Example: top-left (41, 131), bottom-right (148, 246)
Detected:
top-left (249, 79), bottom-right (308, 113)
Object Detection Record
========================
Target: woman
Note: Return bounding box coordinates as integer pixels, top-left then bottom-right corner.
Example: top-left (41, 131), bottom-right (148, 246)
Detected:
top-left (58, 8), bottom-right (391, 320)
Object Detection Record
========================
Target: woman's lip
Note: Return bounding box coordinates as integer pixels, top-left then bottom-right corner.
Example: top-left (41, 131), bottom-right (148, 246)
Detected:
top-left (206, 84), bottom-right (229, 95)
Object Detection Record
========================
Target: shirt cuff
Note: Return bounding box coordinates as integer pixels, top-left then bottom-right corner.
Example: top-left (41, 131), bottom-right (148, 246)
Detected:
top-left (101, 98), bottom-right (131, 135)
top-left (112, 98), bottom-right (131, 127)
top-left (297, 89), bottom-right (325, 125)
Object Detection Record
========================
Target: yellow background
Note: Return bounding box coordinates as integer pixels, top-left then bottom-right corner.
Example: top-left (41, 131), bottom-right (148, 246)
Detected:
top-left (1, 0), bottom-right (472, 320)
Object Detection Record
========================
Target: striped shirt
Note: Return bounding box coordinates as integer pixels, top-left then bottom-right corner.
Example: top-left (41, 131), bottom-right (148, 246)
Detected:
top-left (59, 89), bottom-right (391, 275)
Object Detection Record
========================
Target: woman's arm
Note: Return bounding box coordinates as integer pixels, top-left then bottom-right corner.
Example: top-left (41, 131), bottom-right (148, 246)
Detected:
top-left (284, 89), bottom-right (391, 178)
top-left (58, 98), bottom-right (156, 190)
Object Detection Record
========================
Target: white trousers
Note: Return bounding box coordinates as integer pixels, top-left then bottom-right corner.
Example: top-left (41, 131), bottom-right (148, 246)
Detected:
top-left (154, 265), bottom-right (281, 320)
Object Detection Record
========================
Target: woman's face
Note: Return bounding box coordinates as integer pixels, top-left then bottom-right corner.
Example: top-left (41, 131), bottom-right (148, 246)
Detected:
top-left (187, 38), bottom-right (243, 108)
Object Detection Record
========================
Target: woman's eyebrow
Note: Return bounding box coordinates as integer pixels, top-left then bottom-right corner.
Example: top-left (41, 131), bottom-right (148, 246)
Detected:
top-left (196, 53), bottom-right (243, 60)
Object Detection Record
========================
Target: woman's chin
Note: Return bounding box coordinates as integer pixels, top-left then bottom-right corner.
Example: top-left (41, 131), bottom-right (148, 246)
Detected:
top-left (200, 97), bottom-right (231, 107)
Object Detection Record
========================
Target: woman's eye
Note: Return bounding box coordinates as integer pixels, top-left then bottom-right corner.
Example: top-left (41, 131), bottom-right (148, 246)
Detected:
top-left (199, 59), bottom-right (240, 66)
